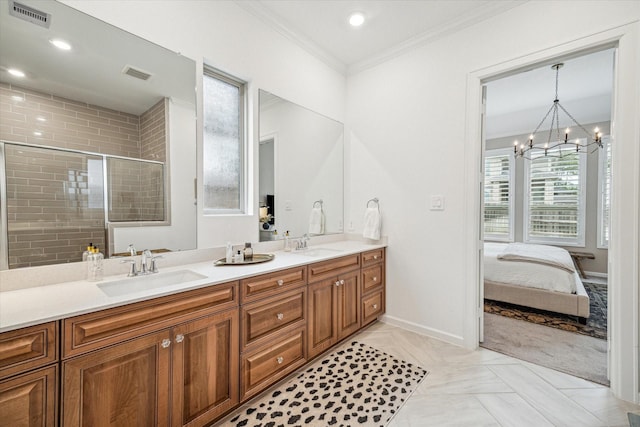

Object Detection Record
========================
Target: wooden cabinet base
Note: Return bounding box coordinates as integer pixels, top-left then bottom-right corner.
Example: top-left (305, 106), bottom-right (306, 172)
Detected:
top-left (0, 365), bottom-right (57, 427)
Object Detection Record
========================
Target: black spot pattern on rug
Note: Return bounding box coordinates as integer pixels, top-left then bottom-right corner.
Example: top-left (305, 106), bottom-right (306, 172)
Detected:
top-left (227, 342), bottom-right (428, 427)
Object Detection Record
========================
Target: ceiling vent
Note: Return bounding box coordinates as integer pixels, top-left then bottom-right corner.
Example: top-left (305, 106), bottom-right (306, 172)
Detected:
top-left (9, 1), bottom-right (51, 28)
top-left (122, 65), bottom-right (153, 81)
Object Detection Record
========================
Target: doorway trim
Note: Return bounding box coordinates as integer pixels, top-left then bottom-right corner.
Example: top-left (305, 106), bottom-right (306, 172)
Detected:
top-left (462, 23), bottom-right (639, 403)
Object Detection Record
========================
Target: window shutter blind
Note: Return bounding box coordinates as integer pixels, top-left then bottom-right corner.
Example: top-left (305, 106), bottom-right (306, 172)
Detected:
top-left (484, 153), bottom-right (512, 238)
top-left (527, 148), bottom-right (583, 241)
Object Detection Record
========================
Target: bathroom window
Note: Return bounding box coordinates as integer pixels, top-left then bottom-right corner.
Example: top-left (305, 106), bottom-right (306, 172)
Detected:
top-left (523, 144), bottom-right (586, 246)
top-left (484, 149), bottom-right (515, 242)
top-left (202, 67), bottom-right (246, 214)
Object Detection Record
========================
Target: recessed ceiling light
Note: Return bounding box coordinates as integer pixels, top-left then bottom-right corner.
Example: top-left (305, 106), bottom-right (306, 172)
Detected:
top-left (8, 68), bottom-right (25, 78)
top-left (33, 131), bottom-right (43, 136)
top-left (36, 116), bottom-right (47, 122)
top-left (50, 39), bottom-right (72, 51)
top-left (11, 95), bottom-right (24, 102)
top-left (349, 12), bottom-right (365, 27)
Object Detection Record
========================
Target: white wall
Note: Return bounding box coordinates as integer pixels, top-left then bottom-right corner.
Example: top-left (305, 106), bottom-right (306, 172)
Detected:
top-left (346, 0), bottom-right (639, 401)
top-left (61, 0), bottom-right (347, 249)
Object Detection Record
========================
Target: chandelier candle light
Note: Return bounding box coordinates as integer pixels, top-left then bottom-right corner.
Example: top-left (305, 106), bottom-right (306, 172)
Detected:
top-left (514, 63), bottom-right (603, 159)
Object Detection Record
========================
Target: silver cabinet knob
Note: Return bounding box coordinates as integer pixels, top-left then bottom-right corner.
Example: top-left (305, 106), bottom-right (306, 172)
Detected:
top-left (373, 255), bottom-right (378, 260)
top-left (161, 339), bottom-right (171, 348)
top-left (339, 279), bottom-right (345, 285)
top-left (175, 334), bottom-right (184, 343)
top-left (373, 276), bottom-right (378, 282)
top-left (335, 280), bottom-right (340, 287)
top-left (277, 279), bottom-right (284, 286)
top-left (373, 304), bottom-right (378, 309)
top-left (276, 313), bottom-right (284, 320)
top-left (276, 356), bottom-right (284, 364)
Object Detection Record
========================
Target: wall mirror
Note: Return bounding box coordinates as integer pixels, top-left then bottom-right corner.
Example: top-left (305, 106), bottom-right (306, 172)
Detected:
top-left (258, 90), bottom-right (344, 241)
top-left (0, 0), bottom-right (197, 269)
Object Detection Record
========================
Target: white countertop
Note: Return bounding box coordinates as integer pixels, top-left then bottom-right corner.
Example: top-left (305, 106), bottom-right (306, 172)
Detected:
top-left (0, 240), bottom-right (385, 333)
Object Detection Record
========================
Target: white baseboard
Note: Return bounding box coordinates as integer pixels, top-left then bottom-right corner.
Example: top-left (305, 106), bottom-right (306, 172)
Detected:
top-left (380, 314), bottom-right (465, 347)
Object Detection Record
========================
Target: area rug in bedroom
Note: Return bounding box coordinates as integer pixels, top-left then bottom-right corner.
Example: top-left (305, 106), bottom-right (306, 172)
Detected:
top-left (224, 341), bottom-right (428, 427)
top-left (484, 281), bottom-right (607, 340)
top-left (481, 312), bottom-right (608, 385)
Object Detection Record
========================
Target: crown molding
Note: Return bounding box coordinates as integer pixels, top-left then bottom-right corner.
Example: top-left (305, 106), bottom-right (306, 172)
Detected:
top-left (236, 0), bottom-right (347, 75)
top-left (347, 1), bottom-right (527, 75)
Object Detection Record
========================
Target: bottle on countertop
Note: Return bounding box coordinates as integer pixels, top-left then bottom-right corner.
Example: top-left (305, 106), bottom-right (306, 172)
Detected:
top-left (226, 242), bottom-right (233, 264)
top-left (234, 249), bottom-right (244, 263)
top-left (243, 242), bottom-right (253, 260)
top-left (87, 246), bottom-right (104, 282)
top-left (284, 231), bottom-right (291, 252)
top-left (82, 242), bottom-right (94, 261)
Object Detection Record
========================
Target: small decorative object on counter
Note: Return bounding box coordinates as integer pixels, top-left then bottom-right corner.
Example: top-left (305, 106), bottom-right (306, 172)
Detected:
top-left (87, 246), bottom-right (104, 281)
top-left (82, 242), bottom-right (94, 261)
top-left (284, 231), bottom-right (291, 252)
top-left (226, 242), bottom-right (233, 263)
top-left (234, 249), bottom-right (244, 263)
top-left (243, 242), bottom-right (253, 260)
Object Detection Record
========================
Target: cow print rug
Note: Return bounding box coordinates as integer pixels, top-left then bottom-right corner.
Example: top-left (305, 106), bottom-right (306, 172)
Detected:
top-left (226, 341), bottom-right (428, 427)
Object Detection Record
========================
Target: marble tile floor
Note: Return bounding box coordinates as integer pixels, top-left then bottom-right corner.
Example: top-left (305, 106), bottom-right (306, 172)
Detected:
top-left (218, 321), bottom-right (639, 427)
top-left (358, 322), bottom-right (639, 427)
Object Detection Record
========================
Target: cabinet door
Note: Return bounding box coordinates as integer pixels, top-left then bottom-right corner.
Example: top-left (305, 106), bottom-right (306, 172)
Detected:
top-left (307, 278), bottom-right (338, 359)
top-left (171, 309), bottom-right (239, 427)
top-left (62, 330), bottom-right (171, 427)
top-left (0, 365), bottom-right (57, 427)
top-left (337, 270), bottom-right (361, 339)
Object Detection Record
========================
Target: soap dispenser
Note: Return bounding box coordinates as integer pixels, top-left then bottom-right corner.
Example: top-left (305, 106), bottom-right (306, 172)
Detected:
top-left (284, 231), bottom-right (291, 252)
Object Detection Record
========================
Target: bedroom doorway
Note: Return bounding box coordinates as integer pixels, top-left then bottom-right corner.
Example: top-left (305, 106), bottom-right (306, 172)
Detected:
top-left (478, 48), bottom-right (615, 385)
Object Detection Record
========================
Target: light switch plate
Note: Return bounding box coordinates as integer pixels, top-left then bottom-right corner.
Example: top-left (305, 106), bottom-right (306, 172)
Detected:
top-left (430, 195), bottom-right (445, 211)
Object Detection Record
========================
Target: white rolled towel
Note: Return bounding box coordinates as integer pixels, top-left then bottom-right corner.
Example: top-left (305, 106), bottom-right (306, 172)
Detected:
top-left (308, 207), bottom-right (324, 235)
top-left (363, 207), bottom-right (381, 240)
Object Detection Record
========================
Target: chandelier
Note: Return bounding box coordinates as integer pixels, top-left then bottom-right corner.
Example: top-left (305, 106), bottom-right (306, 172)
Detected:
top-left (514, 63), bottom-right (603, 159)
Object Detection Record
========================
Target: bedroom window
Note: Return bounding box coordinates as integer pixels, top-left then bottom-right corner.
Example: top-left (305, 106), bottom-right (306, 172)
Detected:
top-left (597, 136), bottom-right (611, 248)
top-left (524, 142), bottom-right (587, 246)
top-left (484, 149), bottom-right (514, 241)
top-left (202, 66), bottom-right (246, 214)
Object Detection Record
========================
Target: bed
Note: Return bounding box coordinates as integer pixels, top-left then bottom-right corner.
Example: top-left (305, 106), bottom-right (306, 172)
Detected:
top-left (484, 242), bottom-right (590, 320)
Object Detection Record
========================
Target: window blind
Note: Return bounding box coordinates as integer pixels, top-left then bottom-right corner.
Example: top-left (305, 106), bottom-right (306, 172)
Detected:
top-left (484, 152), bottom-right (512, 239)
top-left (525, 146), bottom-right (585, 244)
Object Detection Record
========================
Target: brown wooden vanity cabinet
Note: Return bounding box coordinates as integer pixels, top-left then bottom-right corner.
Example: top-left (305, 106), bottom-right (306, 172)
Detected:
top-left (307, 254), bottom-right (361, 359)
top-left (239, 267), bottom-right (308, 401)
top-left (0, 321), bottom-right (59, 426)
top-left (61, 281), bottom-right (239, 427)
top-left (361, 248), bottom-right (386, 326)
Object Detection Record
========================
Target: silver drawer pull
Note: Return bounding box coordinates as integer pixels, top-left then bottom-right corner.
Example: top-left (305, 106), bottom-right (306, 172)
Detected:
top-left (175, 334), bottom-right (184, 343)
top-left (373, 255), bottom-right (378, 260)
top-left (372, 304), bottom-right (378, 309)
top-left (373, 276), bottom-right (378, 282)
top-left (277, 279), bottom-right (284, 286)
top-left (276, 313), bottom-right (284, 320)
top-left (335, 280), bottom-right (340, 287)
top-left (339, 279), bottom-right (345, 285)
top-left (276, 356), bottom-right (284, 364)
top-left (161, 339), bottom-right (171, 349)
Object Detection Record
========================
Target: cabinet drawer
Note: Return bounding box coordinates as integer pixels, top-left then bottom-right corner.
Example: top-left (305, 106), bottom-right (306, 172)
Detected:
top-left (241, 266), bottom-right (306, 303)
top-left (242, 288), bottom-right (306, 350)
top-left (308, 254), bottom-right (360, 283)
top-left (63, 281), bottom-right (237, 358)
top-left (362, 290), bottom-right (385, 326)
top-left (361, 248), bottom-right (384, 267)
top-left (0, 322), bottom-right (58, 380)
top-left (362, 264), bottom-right (384, 295)
top-left (241, 327), bottom-right (306, 401)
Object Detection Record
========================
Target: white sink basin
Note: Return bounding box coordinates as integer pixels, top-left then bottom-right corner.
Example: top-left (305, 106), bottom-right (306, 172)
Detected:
top-left (298, 247), bottom-right (343, 257)
top-left (98, 270), bottom-right (207, 297)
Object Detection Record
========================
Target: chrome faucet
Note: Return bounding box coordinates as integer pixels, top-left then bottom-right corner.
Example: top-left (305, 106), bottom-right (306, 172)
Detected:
top-left (121, 248), bottom-right (162, 277)
top-left (140, 249), bottom-right (153, 274)
top-left (127, 244), bottom-right (136, 256)
top-left (296, 234), bottom-right (310, 250)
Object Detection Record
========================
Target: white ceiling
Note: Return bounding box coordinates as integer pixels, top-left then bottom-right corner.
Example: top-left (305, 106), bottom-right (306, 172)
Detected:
top-left (240, 0), bottom-right (525, 74)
